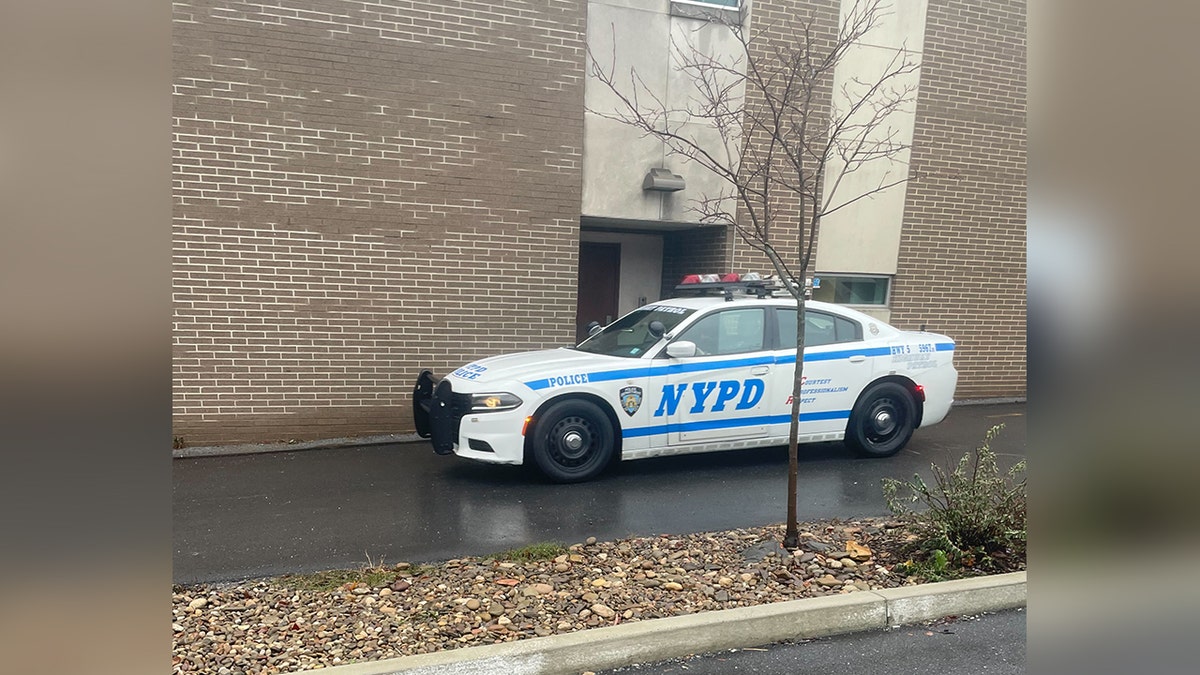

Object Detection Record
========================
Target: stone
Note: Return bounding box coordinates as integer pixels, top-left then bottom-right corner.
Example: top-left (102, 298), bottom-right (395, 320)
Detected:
top-left (663, 582), bottom-right (683, 591)
top-left (533, 583), bottom-right (553, 595)
top-left (846, 541), bottom-right (873, 561)
top-left (379, 588), bottom-right (392, 596)
top-left (591, 578), bottom-right (609, 588)
top-left (488, 601), bottom-right (504, 616)
top-left (591, 603), bottom-right (615, 619)
top-left (715, 590), bottom-right (730, 602)
top-left (554, 563), bottom-right (570, 573)
top-left (188, 598), bottom-right (208, 610)
top-left (391, 580), bottom-right (411, 592)
top-left (352, 586), bottom-right (370, 595)
top-left (586, 537), bottom-right (597, 545)
top-left (582, 591), bottom-right (598, 603)
top-left (578, 608), bottom-right (592, 619)
top-left (718, 576), bottom-right (733, 587)
top-left (497, 616), bottom-right (512, 626)
top-left (827, 560), bottom-right (843, 570)
top-left (816, 575), bottom-right (842, 587)
top-left (741, 540), bottom-right (789, 562)
top-left (804, 540), bottom-right (831, 552)
top-left (840, 558), bottom-right (858, 569)
top-left (465, 599), bottom-right (481, 611)
top-left (557, 621), bottom-right (573, 631)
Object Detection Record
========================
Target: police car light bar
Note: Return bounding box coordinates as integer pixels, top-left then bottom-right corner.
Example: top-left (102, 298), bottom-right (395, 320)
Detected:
top-left (675, 272), bottom-right (775, 301)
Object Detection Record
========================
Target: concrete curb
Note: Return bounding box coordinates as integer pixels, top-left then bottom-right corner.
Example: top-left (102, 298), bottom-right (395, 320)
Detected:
top-left (172, 433), bottom-right (424, 459)
top-left (173, 400), bottom-right (1024, 458)
top-left (317, 571), bottom-right (1026, 675)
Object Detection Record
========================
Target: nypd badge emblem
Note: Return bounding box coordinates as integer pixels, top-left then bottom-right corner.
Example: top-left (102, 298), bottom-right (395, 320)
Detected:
top-left (619, 386), bottom-right (643, 416)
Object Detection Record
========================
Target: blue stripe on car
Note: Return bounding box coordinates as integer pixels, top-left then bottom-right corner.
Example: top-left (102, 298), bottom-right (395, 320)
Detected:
top-left (621, 410), bottom-right (852, 438)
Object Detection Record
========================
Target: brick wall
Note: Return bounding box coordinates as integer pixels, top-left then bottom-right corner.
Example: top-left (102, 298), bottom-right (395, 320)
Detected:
top-left (660, 226), bottom-right (733, 298)
top-left (889, 0), bottom-right (1027, 399)
top-left (173, 0), bottom-right (587, 445)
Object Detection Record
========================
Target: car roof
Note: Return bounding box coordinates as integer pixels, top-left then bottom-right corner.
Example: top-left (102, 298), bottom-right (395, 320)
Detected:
top-left (653, 295), bottom-right (887, 327)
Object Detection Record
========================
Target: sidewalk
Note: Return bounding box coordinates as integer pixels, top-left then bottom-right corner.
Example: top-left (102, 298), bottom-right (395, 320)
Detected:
top-left (317, 572), bottom-right (1026, 675)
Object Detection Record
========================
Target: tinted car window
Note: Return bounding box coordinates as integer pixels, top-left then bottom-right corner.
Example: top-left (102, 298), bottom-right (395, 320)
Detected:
top-left (776, 309), bottom-right (861, 348)
top-left (677, 308), bottom-right (765, 356)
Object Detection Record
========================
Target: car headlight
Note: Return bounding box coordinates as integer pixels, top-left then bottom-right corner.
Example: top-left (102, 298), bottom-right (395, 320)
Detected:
top-left (469, 392), bottom-right (523, 412)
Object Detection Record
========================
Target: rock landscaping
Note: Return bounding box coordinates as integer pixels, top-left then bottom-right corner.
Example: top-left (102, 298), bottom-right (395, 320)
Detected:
top-left (172, 517), bottom-right (1024, 674)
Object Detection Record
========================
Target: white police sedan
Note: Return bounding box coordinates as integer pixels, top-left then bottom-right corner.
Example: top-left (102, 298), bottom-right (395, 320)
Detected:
top-left (413, 284), bottom-right (957, 482)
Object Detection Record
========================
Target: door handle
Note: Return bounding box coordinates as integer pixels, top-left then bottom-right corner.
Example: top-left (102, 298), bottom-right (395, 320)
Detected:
top-left (848, 355), bottom-right (867, 363)
top-left (751, 366), bottom-right (770, 375)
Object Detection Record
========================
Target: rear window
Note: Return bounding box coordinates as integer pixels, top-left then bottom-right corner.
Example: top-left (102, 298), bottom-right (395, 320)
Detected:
top-left (776, 308), bottom-right (861, 347)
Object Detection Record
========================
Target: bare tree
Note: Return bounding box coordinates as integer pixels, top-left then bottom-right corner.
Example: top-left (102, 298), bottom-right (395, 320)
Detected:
top-left (590, 0), bottom-right (920, 548)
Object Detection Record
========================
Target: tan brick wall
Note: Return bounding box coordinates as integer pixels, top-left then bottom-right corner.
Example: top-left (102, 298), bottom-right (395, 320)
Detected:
top-left (889, 0), bottom-right (1027, 399)
top-left (173, 0), bottom-right (586, 445)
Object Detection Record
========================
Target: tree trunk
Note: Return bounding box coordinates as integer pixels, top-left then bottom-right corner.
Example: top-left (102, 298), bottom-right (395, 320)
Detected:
top-left (783, 293), bottom-right (807, 550)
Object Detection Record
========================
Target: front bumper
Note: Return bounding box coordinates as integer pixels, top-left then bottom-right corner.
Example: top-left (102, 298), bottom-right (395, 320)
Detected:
top-left (412, 371), bottom-right (528, 464)
top-left (413, 370), bottom-right (465, 455)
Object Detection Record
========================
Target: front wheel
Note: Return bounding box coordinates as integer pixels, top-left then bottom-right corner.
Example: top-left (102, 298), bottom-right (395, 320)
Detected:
top-left (845, 382), bottom-right (916, 458)
top-left (530, 400), bottom-right (615, 483)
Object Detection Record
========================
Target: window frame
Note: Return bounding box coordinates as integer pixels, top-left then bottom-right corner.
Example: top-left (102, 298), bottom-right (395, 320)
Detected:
top-left (658, 306), bottom-right (768, 358)
top-left (811, 274), bottom-right (892, 307)
top-left (770, 307), bottom-right (864, 350)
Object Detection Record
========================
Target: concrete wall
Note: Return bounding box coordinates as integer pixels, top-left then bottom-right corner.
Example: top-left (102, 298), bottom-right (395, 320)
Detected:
top-left (583, 0), bottom-right (748, 224)
top-left (814, 0), bottom-right (927, 277)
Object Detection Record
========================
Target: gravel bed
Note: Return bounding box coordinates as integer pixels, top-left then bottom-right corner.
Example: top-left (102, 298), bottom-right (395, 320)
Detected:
top-left (172, 517), bottom-right (1018, 674)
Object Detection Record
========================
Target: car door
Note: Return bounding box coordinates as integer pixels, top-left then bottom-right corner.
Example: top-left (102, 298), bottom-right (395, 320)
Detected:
top-left (770, 307), bottom-right (872, 438)
top-left (656, 307), bottom-right (773, 446)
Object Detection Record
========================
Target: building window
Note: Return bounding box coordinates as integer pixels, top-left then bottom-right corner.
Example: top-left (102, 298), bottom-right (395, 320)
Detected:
top-left (812, 275), bottom-right (890, 306)
top-left (670, 0), bottom-right (742, 21)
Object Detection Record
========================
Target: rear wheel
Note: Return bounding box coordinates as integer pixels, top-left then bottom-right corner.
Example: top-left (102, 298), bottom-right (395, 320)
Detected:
top-left (531, 400), bottom-right (615, 483)
top-left (845, 382), bottom-right (915, 458)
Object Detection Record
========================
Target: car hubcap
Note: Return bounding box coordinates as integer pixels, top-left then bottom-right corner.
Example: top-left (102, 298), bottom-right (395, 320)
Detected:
top-left (550, 416), bottom-right (595, 465)
top-left (873, 409), bottom-right (895, 435)
top-left (865, 398), bottom-right (901, 443)
top-left (563, 431), bottom-right (584, 451)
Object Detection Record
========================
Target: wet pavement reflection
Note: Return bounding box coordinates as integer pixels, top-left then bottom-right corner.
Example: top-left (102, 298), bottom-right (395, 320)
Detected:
top-left (173, 403), bottom-right (1025, 584)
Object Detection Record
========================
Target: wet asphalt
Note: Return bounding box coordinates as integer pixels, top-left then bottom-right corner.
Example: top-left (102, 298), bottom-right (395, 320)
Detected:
top-left (172, 403), bottom-right (1025, 584)
top-left (598, 609), bottom-right (1026, 674)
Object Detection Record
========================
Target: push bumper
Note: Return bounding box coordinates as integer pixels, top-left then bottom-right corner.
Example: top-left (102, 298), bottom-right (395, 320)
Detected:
top-left (412, 370), bottom-right (530, 464)
top-left (412, 370), bottom-right (464, 455)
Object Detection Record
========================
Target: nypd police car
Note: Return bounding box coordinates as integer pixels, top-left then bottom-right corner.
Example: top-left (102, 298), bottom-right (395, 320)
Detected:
top-left (413, 280), bottom-right (957, 482)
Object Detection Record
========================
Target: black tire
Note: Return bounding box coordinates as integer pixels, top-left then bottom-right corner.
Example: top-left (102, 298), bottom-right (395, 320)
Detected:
top-left (845, 382), bottom-right (916, 458)
top-left (530, 399), bottom-right (615, 483)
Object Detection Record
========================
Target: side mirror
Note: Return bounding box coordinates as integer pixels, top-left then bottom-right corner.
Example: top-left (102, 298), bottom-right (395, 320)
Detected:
top-left (666, 341), bottom-right (697, 358)
top-left (586, 321), bottom-right (602, 337)
top-left (648, 320), bottom-right (666, 339)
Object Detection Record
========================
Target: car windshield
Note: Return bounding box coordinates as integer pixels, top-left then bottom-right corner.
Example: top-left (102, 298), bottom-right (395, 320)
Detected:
top-left (573, 305), bottom-right (696, 358)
